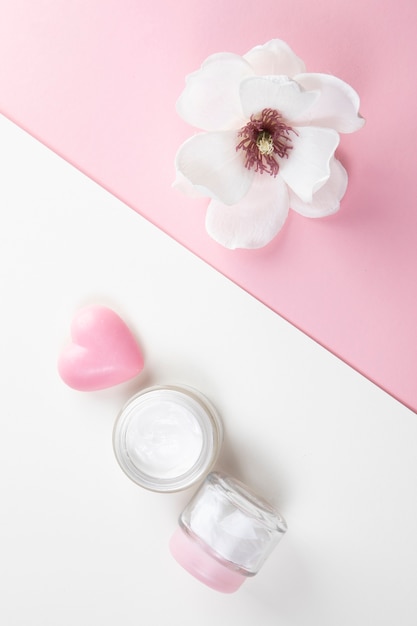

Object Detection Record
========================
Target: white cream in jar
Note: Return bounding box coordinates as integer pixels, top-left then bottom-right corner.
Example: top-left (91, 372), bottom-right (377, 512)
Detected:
top-left (113, 385), bottom-right (223, 492)
top-left (170, 472), bottom-right (287, 592)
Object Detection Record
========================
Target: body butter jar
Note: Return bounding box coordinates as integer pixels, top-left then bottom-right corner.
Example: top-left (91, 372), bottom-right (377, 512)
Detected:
top-left (170, 471), bottom-right (287, 593)
top-left (113, 385), bottom-right (223, 492)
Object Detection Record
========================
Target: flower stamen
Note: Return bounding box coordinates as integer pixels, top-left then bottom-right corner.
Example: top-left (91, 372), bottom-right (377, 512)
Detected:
top-left (236, 108), bottom-right (296, 177)
top-left (256, 131), bottom-right (274, 156)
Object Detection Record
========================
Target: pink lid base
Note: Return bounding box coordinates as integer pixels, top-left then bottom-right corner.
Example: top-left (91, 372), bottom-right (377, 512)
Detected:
top-left (169, 528), bottom-right (246, 593)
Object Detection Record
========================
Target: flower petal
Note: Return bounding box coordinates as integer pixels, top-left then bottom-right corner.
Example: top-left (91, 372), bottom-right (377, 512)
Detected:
top-left (244, 39), bottom-right (306, 77)
top-left (293, 73), bottom-right (365, 133)
top-left (176, 53), bottom-right (253, 131)
top-left (289, 158), bottom-right (348, 217)
top-left (240, 76), bottom-right (317, 123)
top-left (175, 131), bottom-right (253, 205)
top-left (278, 126), bottom-right (339, 202)
top-left (205, 173), bottom-right (289, 249)
top-left (172, 170), bottom-right (208, 198)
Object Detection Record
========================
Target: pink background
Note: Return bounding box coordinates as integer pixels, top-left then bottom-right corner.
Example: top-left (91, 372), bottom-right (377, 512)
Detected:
top-left (1, 0), bottom-right (416, 411)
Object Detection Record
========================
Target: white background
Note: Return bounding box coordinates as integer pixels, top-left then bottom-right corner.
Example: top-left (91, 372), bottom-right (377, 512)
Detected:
top-left (1, 115), bottom-right (416, 626)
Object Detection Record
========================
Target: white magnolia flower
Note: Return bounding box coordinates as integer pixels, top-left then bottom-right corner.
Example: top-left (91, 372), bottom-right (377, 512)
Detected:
top-left (174, 39), bottom-right (364, 249)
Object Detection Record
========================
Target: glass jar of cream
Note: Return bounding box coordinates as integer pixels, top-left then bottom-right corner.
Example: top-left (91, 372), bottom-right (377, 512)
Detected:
top-left (170, 471), bottom-right (287, 592)
top-left (112, 385), bottom-right (223, 492)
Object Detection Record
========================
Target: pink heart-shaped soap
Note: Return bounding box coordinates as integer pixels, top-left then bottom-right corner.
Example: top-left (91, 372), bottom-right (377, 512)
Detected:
top-left (58, 305), bottom-right (144, 391)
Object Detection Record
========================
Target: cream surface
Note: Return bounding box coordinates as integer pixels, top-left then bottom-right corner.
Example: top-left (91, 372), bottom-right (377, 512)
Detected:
top-left (125, 397), bottom-right (204, 479)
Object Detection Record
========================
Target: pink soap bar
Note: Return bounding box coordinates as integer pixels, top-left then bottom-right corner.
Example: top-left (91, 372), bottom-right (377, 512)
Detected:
top-left (58, 305), bottom-right (144, 391)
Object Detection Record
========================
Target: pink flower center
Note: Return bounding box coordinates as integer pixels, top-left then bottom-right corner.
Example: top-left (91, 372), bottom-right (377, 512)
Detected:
top-left (236, 108), bottom-right (296, 177)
